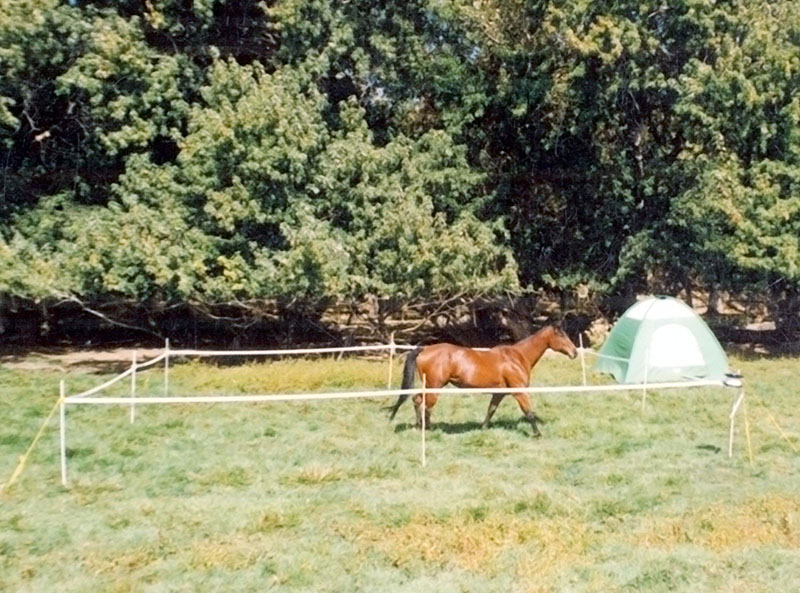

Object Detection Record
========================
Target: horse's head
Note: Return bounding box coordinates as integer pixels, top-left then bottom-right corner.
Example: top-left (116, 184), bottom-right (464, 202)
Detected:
top-left (548, 323), bottom-right (578, 359)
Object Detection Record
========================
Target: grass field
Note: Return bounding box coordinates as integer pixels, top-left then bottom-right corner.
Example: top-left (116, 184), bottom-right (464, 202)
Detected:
top-left (1, 351), bottom-right (799, 592)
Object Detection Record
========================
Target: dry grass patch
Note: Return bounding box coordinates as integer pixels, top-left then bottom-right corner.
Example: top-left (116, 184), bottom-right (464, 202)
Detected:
top-left (80, 542), bottom-right (170, 576)
top-left (187, 536), bottom-right (265, 570)
top-left (282, 463), bottom-right (345, 485)
top-left (249, 509), bottom-right (302, 533)
top-left (338, 511), bottom-right (595, 578)
top-left (81, 530), bottom-right (267, 573)
top-left (633, 495), bottom-right (799, 551)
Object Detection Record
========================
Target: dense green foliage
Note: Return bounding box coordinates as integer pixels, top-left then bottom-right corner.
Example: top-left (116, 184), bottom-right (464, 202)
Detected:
top-left (2, 1), bottom-right (799, 331)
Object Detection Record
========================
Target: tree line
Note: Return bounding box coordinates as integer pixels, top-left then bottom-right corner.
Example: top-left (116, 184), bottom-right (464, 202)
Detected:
top-left (2, 0), bottom-right (799, 342)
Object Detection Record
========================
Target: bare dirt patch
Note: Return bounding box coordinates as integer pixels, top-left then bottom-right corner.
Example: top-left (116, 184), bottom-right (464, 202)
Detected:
top-left (0, 347), bottom-right (165, 373)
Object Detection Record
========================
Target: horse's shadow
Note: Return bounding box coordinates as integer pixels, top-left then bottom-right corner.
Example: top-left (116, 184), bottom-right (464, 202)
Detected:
top-left (392, 418), bottom-right (524, 435)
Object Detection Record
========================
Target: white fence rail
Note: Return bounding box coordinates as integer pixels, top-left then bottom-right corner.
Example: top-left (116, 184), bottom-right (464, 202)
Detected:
top-left (57, 340), bottom-right (743, 486)
top-left (167, 344), bottom-right (416, 357)
top-left (65, 379), bottom-right (725, 406)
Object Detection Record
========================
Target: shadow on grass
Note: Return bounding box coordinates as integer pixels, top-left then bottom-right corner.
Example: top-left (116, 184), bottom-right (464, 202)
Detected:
top-left (392, 418), bottom-right (526, 435)
top-left (696, 444), bottom-right (722, 454)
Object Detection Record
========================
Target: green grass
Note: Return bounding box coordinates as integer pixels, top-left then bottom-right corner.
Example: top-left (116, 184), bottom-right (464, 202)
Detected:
top-left (1, 352), bottom-right (799, 592)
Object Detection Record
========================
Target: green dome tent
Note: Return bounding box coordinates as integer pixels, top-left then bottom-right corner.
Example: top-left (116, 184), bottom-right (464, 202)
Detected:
top-left (595, 296), bottom-right (730, 384)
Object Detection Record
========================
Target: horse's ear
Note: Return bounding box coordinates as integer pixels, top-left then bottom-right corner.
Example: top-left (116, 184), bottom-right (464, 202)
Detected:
top-left (551, 320), bottom-right (569, 336)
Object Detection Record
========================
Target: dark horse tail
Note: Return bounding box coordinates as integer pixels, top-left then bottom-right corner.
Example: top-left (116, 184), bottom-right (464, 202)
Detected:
top-left (387, 347), bottom-right (421, 420)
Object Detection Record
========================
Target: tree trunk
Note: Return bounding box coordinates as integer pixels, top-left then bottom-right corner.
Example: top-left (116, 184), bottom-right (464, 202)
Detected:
top-left (771, 283), bottom-right (800, 341)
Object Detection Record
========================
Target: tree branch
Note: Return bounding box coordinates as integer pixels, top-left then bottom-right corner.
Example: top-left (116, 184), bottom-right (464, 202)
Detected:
top-left (56, 293), bottom-right (164, 339)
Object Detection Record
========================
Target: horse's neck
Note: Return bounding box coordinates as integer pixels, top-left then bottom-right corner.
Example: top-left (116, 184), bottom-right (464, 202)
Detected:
top-left (514, 330), bottom-right (550, 369)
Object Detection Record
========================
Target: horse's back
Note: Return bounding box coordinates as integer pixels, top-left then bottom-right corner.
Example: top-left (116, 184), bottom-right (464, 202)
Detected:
top-left (416, 343), bottom-right (465, 372)
top-left (418, 342), bottom-right (507, 388)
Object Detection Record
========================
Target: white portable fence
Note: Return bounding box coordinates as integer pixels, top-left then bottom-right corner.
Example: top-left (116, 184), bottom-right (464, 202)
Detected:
top-left (57, 339), bottom-right (745, 486)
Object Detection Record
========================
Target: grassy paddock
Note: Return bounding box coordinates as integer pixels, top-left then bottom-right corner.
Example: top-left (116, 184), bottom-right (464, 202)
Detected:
top-left (1, 352), bottom-right (799, 592)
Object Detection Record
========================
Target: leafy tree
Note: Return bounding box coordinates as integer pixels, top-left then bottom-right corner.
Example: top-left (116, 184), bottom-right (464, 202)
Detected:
top-left (619, 1), bottom-right (800, 333)
top-left (1, 0), bottom-right (92, 211)
top-left (5, 58), bottom-right (516, 326)
top-left (3, 0), bottom-right (800, 339)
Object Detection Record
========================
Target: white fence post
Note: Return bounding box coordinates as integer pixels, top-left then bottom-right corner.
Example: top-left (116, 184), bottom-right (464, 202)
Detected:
top-left (578, 334), bottom-right (587, 387)
top-left (728, 389), bottom-right (745, 458)
top-left (130, 350), bottom-right (137, 424)
top-left (60, 380), bottom-right (68, 487)
top-left (387, 333), bottom-right (396, 389)
top-left (421, 373), bottom-right (427, 468)
top-left (641, 347), bottom-right (649, 413)
top-left (164, 338), bottom-right (170, 397)
top-left (742, 391), bottom-right (753, 465)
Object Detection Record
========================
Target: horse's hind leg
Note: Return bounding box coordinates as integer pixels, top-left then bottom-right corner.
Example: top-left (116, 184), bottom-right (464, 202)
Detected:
top-left (413, 392), bottom-right (438, 429)
top-left (482, 393), bottom-right (506, 429)
top-left (512, 393), bottom-right (542, 438)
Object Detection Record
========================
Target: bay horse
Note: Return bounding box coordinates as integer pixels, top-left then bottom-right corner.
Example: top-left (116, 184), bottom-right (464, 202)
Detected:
top-left (387, 324), bottom-right (577, 437)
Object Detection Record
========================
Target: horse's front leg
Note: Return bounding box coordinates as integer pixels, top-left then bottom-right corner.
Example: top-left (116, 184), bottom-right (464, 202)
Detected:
top-left (482, 393), bottom-right (506, 429)
top-left (512, 392), bottom-right (542, 438)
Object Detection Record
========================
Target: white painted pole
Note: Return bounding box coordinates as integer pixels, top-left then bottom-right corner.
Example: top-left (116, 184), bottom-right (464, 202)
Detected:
top-left (728, 389), bottom-right (745, 458)
top-left (130, 350), bottom-right (137, 424)
top-left (387, 333), bottom-right (395, 389)
top-left (164, 338), bottom-right (170, 397)
top-left (742, 391), bottom-right (753, 465)
top-left (59, 380), bottom-right (68, 487)
top-left (578, 334), bottom-right (587, 387)
top-left (641, 347), bottom-right (649, 413)
top-left (421, 373), bottom-right (427, 468)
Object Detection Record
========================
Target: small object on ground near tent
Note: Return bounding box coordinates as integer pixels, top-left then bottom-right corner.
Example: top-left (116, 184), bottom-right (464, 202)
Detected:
top-left (723, 373), bottom-right (743, 388)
